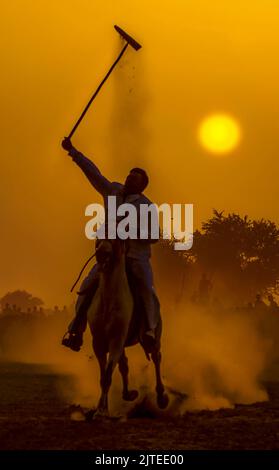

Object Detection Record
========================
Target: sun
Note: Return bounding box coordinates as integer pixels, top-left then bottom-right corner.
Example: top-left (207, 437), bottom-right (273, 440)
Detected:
top-left (198, 113), bottom-right (241, 155)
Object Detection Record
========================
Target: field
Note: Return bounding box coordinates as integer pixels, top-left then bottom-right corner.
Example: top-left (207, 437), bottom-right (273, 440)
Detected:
top-left (0, 361), bottom-right (279, 450)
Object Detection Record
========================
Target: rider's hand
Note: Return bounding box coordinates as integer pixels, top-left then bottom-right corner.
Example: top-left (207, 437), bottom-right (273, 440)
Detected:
top-left (61, 137), bottom-right (73, 152)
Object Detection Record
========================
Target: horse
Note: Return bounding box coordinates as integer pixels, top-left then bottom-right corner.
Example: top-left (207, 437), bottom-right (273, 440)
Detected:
top-left (87, 238), bottom-right (169, 417)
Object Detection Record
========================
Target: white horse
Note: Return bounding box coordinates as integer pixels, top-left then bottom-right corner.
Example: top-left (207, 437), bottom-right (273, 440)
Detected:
top-left (87, 239), bottom-right (169, 416)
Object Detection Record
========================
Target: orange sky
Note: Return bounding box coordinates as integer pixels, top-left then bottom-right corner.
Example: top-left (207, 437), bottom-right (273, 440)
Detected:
top-left (1, 0), bottom-right (279, 305)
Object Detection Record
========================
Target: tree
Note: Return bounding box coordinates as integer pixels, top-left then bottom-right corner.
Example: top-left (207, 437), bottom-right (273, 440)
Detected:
top-left (181, 210), bottom-right (279, 300)
top-left (0, 290), bottom-right (44, 312)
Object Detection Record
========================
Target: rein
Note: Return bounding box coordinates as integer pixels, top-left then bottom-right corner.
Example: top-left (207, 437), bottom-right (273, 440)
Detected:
top-left (70, 239), bottom-right (126, 293)
top-left (70, 250), bottom-right (97, 292)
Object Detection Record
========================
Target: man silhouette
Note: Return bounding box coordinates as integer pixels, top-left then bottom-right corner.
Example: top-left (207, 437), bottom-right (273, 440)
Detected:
top-left (198, 273), bottom-right (213, 305)
top-left (254, 294), bottom-right (267, 313)
top-left (268, 294), bottom-right (279, 314)
top-left (61, 137), bottom-right (159, 351)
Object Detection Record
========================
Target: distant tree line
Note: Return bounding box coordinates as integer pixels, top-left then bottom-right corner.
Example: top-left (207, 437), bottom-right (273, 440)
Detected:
top-left (167, 210), bottom-right (279, 301)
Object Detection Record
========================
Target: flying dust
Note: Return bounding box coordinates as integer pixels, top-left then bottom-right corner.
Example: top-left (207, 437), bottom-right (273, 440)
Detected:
top-left (0, 243), bottom-right (275, 416)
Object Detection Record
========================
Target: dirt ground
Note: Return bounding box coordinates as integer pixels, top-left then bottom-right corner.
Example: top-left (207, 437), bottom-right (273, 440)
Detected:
top-left (0, 361), bottom-right (279, 450)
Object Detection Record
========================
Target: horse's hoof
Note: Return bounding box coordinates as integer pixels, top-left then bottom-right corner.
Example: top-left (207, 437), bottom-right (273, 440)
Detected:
top-left (85, 409), bottom-right (96, 422)
top-left (157, 393), bottom-right (169, 409)
top-left (123, 389), bottom-right (139, 402)
top-left (93, 409), bottom-right (109, 420)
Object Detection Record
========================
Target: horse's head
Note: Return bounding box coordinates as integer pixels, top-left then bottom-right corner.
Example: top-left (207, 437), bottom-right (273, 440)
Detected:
top-left (96, 239), bottom-right (126, 271)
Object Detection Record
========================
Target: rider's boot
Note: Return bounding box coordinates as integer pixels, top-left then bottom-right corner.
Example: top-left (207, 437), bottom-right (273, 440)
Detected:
top-left (61, 306), bottom-right (85, 352)
top-left (61, 287), bottom-right (96, 352)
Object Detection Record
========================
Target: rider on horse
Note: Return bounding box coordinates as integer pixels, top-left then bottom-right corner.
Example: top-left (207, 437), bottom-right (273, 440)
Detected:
top-left (61, 137), bottom-right (160, 352)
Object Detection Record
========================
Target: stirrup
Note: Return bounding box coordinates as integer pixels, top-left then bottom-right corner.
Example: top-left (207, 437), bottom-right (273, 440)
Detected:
top-left (142, 330), bottom-right (156, 353)
top-left (145, 329), bottom-right (156, 339)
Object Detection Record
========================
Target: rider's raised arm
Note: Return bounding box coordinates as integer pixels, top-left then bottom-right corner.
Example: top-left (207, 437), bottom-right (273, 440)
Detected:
top-left (69, 147), bottom-right (112, 197)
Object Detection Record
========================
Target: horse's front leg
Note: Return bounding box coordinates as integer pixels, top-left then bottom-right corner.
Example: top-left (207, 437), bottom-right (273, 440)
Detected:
top-left (151, 349), bottom-right (169, 409)
top-left (94, 349), bottom-right (109, 416)
top-left (118, 351), bottom-right (138, 402)
top-left (95, 340), bottom-right (124, 416)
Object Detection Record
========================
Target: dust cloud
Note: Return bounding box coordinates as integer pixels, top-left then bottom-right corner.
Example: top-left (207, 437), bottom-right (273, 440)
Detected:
top-left (1, 243), bottom-right (277, 414)
top-left (108, 44), bottom-right (151, 178)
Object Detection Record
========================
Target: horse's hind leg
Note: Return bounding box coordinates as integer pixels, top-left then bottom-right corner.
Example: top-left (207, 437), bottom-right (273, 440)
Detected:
top-left (151, 349), bottom-right (169, 409)
top-left (118, 351), bottom-right (138, 402)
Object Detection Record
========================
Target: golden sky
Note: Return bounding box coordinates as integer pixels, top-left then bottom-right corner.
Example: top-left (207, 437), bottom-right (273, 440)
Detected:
top-left (1, 0), bottom-right (279, 305)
